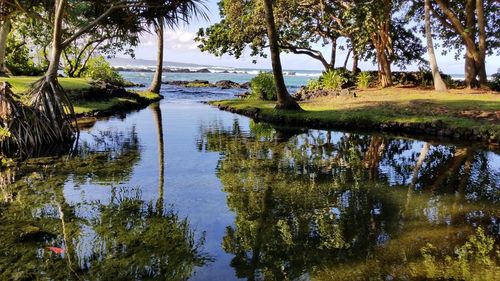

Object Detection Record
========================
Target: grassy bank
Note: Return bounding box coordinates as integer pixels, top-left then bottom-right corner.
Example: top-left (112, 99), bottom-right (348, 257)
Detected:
top-left (0, 76), bottom-right (161, 117)
top-left (211, 88), bottom-right (500, 146)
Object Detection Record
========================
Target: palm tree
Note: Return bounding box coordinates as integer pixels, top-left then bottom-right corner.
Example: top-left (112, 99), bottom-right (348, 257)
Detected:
top-left (262, 0), bottom-right (301, 110)
top-left (146, 0), bottom-right (208, 94)
top-left (424, 0), bottom-right (447, 91)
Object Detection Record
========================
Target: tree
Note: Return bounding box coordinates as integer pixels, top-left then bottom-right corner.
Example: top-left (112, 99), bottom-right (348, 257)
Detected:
top-left (3, 0), bottom-right (188, 147)
top-left (143, 0), bottom-right (207, 94)
top-left (425, 0), bottom-right (499, 88)
top-left (196, 0), bottom-right (358, 71)
top-left (263, 0), bottom-right (300, 110)
top-left (425, 0), bottom-right (447, 91)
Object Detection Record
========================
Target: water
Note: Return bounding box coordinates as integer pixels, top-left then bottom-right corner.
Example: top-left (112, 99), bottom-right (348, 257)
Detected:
top-left (0, 74), bottom-right (499, 280)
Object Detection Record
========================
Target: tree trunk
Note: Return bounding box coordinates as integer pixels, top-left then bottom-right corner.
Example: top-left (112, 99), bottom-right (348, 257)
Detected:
top-left (330, 38), bottom-right (337, 69)
top-left (0, 19), bottom-right (11, 76)
top-left (425, 0), bottom-right (447, 92)
top-left (46, 0), bottom-right (66, 81)
top-left (151, 103), bottom-right (165, 215)
top-left (475, 0), bottom-right (487, 87)
top-left (343, 49), bottom-right (351, 69)
top-left (372, 17), bottom-right (393, 87)
top-left (376, 46), bottom-right (392, 87)
top-left (149, 18), bottom-right (164, 94)
top-left (352, 49), bottom-right (359, 73)
top-left (464, 49), bottom-right (479, 88)
top-left (262, 0), bottom-right (301, 111)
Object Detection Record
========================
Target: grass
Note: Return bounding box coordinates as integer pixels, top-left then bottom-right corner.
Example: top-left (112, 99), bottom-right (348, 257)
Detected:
top-left (0, 76), bottom-right (92, 94)
top-left (0, 76), bottom-right (161, 116)
top-left (211, 88), bottom-right (500, 139)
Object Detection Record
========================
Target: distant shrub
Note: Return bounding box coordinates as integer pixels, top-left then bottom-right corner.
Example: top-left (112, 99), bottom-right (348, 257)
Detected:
top-left (356, 71), bottom-right (371, 89)
top-left (81, 56), bottom-right (125, 86)
top-left (320, 70), bottom-right (347, 90)
top-left (489, 71), bottom-right (500, 92)
top-left (306, 79), bottom-right (322, 91)
top-left (249, 72), bottom-right (277, 101)
top-left (5, 36), bottom-right (45, 76)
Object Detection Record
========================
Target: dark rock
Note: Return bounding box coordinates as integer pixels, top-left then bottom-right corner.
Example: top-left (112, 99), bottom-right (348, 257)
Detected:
top-left (215, 80), bottom-right (241, 89)
top-left (196, 68), bottom-right (211, 73)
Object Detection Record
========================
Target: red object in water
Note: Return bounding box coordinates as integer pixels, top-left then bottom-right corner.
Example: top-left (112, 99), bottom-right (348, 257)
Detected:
top-left (47, 247), bottom-right (65, 254)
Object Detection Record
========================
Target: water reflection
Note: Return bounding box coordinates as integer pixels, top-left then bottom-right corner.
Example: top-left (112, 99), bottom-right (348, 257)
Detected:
top-left (198, 120), bottom-right (499, 280)
top-left (0, 125), bottom-right (208, 280)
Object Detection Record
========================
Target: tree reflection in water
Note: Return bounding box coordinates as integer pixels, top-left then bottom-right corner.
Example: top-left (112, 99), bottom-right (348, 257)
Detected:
top-left (198, 119), bottom-right (499, 280)
top-left (0, 126), bottom-right (209, 280)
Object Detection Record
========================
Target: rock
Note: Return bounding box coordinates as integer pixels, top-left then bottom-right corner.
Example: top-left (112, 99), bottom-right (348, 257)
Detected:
top-left (196, 68), bottom-right (211, 73)
top-left (163, 80), bottom-right (190, 86)
top-left (215, 80), bottom-right (241, 89)
top-left (241, 82), bottom-right (250, 89)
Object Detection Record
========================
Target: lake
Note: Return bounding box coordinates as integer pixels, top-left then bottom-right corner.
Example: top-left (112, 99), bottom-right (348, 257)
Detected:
top-left (0, 75), bottom-right (498, 280)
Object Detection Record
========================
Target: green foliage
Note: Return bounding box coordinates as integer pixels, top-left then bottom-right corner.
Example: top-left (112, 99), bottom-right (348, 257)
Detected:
top-left (412, 228), bottom-right (499, 280)
top-left (306, 79), bottom-right (322, 91)
top-left (356, 71), bottom-right (372, 89)
top-left (490, 71), bottom-right (500, 92)
top-left (5, 36), bottom-right (45, 76)
top-left (0, 126), bottom-right (11, 140)
top-left (249, 72), bottom-right (277, 101)
top-left (320, 70), bottom-right (347, 90)
top-left (81, 56), bottom-right (125, 86)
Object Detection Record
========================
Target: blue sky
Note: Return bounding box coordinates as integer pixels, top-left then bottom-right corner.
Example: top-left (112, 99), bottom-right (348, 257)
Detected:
top-left (132, 0), bottom-right (499, 74)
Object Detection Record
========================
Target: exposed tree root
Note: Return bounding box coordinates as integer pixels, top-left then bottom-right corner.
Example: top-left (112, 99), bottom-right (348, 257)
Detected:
top-left (0, 79), bottom-right (78, 158)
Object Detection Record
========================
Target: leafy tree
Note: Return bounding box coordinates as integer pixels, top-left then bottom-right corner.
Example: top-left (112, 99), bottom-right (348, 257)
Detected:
top-left (410, 0), bottom-right (499, 88)
top-left (196, 0), bottom-right (358, 71)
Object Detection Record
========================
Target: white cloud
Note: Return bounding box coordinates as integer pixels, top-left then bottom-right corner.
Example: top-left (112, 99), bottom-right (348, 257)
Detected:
top-left (164, 30), bottom-right (198, 50)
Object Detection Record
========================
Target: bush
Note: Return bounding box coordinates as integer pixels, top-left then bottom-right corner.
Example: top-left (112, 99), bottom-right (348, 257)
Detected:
top-left (5, 37), bottom-right (45, 76)
top-left (249, 72), bottom-right (277, 101)
top-left (357, 71), bottom-right (371, 89)
top-left (81, 56), bottom-right (125, 86)
top-left (306, 79), bottom-right (322, 91)
top-left (489, 70), bottom-right (500, 92)
top-left (320, 70), bottom-right (347, 90)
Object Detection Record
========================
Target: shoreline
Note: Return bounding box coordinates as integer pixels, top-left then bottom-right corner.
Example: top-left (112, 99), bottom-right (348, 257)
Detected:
top-left (209, 90), bottom-right (500, 149)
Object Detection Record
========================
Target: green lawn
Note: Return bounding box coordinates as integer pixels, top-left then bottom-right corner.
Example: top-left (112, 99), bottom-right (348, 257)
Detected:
top-left (0, 76), bottom-right (161, 116)
top-left (0, 76), bottom-right (92, 94)
top-left (212, 88), bottom-right (500, 139)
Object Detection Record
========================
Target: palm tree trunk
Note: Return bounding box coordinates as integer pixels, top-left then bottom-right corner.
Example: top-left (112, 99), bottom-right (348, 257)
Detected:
top-left (0, 19), bottom-right (11, 76)
top-left (425, 0), bottom-right (447, 91)
top-left (151, 103), bottom-right (165, 215)
top-left (262, 0), bottom-right (301, 111)
top-left (149, 18), bottom-right (164, 94)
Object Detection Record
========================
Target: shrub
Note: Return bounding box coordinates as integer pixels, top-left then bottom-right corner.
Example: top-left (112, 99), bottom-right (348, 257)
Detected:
top-left (306, 79), bottom-right (322, 91)
top-left (489, 70), bottom-right (500, 92)
top-left (320, 69), bottom-right (347, 90)
top-left (5, 37), bottom-right (45, 76)
top-left (249, 72), bottom-right (277, 101)
top-left (81, 56), bottom-right (125, 86)
top-left (356, 71), bottom-right (371, 89)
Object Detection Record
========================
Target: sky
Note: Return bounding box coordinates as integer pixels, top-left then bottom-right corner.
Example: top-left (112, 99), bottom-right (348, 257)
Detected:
top-left (131, 0), bottom-right (499, 74)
